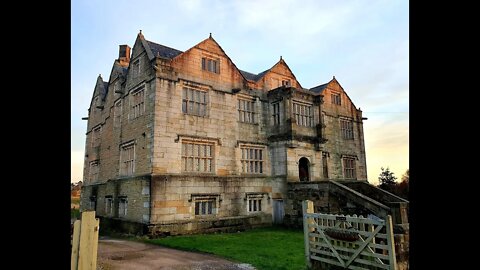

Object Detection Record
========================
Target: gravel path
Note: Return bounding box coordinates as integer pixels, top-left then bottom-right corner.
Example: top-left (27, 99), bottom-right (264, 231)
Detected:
top-left (97, 237), bottom-right (256, 270)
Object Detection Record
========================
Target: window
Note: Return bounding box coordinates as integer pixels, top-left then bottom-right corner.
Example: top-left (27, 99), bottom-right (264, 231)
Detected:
top-left (91, 125), bottom-right (102, 148)
top-left (132, 59), bottom-right (140, 77)
top-left (89, 160), bottom-right (99, 182)
top-left (194, 197), bottom-right (216, 216)
top-left (241, 146), bottom-right (264, 174)
top-left (247, 195), bottom-right (263, 213)
top-left (322, 153), bottom-right (329, 178)
top-left (182, 141), bottom-right (214, 172)
top-left (118, 197), bottom-right (128, 217)
top-left (182, 87), bottom-right (207, 116)
top-left (340, 119), bottom-right (354, 140)
top-left (282, 79), bottom-right (291, 86)
top-left (292, 102), bottom-right (313, 127)
top-left (272, 102), bottom-right (280, 125)
top-left (114, 100), bottom-right (122, 128)
top-left (331, 92), bottom-right (341, 105)
top-left (130, 88), bottom-right (145, 119)
top-left (343, 157), bottom-right (356, 179)
top-left (120, 142), bottom-right (135, 176)
top-left (105, 196), bottom-right (113, 215)
top-left (201, 57), bottom-right (219, 73)
top-left (89, 196), bottom-right (96, 210)
top-left (238, 99), bottom-right (256, 123)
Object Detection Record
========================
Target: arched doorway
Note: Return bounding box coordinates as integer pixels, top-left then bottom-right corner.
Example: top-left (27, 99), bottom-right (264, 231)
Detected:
top-left (299, 157), bottom-right (310, 182)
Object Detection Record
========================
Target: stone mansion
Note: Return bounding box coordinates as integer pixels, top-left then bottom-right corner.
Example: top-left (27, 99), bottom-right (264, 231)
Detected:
top-left (79, 31), bottom-right (384, 235)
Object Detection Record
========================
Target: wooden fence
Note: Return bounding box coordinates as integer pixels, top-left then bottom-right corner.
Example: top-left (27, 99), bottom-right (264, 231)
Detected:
top-left (303, 200), bottom-right (397, 270)
top-left (71, 211), bottom-right (100, 270)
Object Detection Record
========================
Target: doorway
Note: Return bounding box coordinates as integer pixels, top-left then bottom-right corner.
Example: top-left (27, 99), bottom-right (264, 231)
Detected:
top-left (299, 157), bottom-right (310, 182)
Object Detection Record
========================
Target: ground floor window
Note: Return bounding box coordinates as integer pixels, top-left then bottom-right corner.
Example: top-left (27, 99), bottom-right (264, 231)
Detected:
top-left (246, 193), bottom-right (266, 213)
top-left (191, 194), bottom-right (219, 216)
top-left (118, 196), bottom-right (128, 217)
top-left (105, 196), bottom-right (113, 215)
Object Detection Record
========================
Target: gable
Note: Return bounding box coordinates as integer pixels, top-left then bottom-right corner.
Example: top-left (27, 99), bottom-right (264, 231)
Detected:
top-left (322, 78), bottom-right (358, 111)
top-left (170, 36), bottom-right (247, 90)
top-left (259, 59), bottom-right (302, 90)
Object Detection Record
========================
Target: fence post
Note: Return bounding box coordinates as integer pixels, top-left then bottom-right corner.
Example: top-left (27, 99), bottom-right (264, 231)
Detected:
top-left (302, 200), bottom-right (314, 269)
top-left (385, 215), bottom-right (397, 270)
top-left (71, 211), bottom-right (100, 270)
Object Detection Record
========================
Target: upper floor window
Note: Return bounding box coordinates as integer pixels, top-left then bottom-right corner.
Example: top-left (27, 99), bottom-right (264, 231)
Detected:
top-left (114, 100), bottom-right (123, 128)
top-left (238, 99), bottom-right (256, 123)
top-left (89, 160), bottom-right (99, 183)
top-left (241, 146), bottom-right (264, 174)
top-left (293, 102), bottom-right (313, 127)
top-left (331, 92), bottom-right (341, 105)
top-left (91, 125), bottom-right (102, 148)
top-left (130, 87), bottom-right (145, 120)
top-left (272, 102), bottom-right (280, 125)
top-left (343, 157), bottom-right (356, 179)
top-left (120, 142), bottom-right (135, 176)
top-left (201, 57), bottom-right (220, 74)
top-left (340, 119), bottom-right (354, 140)
top-left (132, 59), bottom-right (140, 77)
top-left (322, 152), bottom-right (329, 178)
top-left (182, 87), bottom-right (207, 116)
top-left (181, 141), bottom-right (214, 173)
top-left (282, 79), bottom-right (291, 86)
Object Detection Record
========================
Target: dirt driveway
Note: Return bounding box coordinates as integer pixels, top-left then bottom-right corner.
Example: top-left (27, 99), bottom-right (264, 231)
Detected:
top-left (97, 237), bottom-right (256, 270)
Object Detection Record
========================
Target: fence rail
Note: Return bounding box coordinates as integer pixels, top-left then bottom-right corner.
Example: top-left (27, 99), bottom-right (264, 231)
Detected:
top-left (302, 200), bottom-right (397, 270)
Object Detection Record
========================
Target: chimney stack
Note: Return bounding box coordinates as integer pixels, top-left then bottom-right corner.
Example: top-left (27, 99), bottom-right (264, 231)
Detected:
top-left (118, 45), bottom-right (131, 67)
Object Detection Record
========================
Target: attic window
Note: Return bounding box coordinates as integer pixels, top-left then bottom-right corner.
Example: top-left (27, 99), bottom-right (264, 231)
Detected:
top-left (201, 57), bottom-right (220, 74)
top-left (331, 92), bottom-right (341, 105)
top-left (132, 59), bottom-right (140, 77)
top-left (282, 79), bottom-right (291, 86)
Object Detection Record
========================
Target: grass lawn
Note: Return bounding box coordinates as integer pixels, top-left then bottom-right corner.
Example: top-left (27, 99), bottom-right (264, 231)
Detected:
top-left (71, 208), bottom-right (80, 219)
top-left (146, 226), bottom-right (306, 270)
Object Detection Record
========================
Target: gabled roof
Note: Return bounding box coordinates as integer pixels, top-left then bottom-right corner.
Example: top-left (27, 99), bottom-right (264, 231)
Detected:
top-left (238, 68), bottom-right (271, 82)
top-left (309, 82), bottom-right (329, 93)
top-left (145, 40), bottom-right (183, 59)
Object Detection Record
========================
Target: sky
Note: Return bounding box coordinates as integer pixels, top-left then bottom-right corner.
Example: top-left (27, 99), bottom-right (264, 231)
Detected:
top-left (71, 0), bottom-right (408, 185)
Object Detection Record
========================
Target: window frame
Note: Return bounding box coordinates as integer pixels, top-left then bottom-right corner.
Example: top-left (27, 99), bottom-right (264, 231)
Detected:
top-left (201, 57), bottom-right (220, 74)
top-left (132, 58), bottom-right (140, 78)
top-left (182, 87), bottom-right (208, 117)
top-left (238, 98), bottom-right (256, 124)
top-left (118, 196), bottom-right (128, 217)
top-left (91, 125), bottom-right (102, 148)
top-left (192, 195), bottom-right (218, 217)
top-left (340, 118), bottom-right (354, 140)
top-left (105, 196), bottom-right (113, 216)
top-left (246, 194), bottom-right (264, 213)
top-left (343, 156), bottom-right (356, 179)
top-left (129, 87), bottom-right (145, 120)
top-left (88, 160), bottom-right (99, 183)
top-left (272, 102), bottom-right (281, 125)
top-left (292, 101), bottom-right (314, 127)
top-left (114, 99), bottom-right (123, 128)
top-left (119, 141), bottom-right (135, 176)
top-left (181, 140), bottom-right (215, 173)
top-left (240, 145), bottom-right (265, 174)
top-left (331, 92), bottom-right (341, 105)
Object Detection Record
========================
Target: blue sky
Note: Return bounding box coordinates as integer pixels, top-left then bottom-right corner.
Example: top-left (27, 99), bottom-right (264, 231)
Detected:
top-left (71, 0), bottom-right (408, 184)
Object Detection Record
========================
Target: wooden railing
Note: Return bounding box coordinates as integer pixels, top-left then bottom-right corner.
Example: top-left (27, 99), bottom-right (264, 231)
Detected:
top-left (303, 200), bottom-right (397, 270)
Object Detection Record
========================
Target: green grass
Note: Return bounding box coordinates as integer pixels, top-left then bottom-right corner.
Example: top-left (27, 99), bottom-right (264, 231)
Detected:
top-left (146, 226), bottom-right (306, 270)
top-left (71, 197), bottom-right (80, 204)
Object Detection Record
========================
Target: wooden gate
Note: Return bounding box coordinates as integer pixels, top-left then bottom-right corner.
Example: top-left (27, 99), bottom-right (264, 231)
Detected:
top-left (302, 200), bottom-right (397, 270)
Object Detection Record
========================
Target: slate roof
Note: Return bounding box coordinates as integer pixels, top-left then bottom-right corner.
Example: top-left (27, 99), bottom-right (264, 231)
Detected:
top-left (239, 68), bottom-right (271, 82)
top-left (146, 40), bottom-right (183, 59)
top-left (309, 82), bottom-right (329, 93)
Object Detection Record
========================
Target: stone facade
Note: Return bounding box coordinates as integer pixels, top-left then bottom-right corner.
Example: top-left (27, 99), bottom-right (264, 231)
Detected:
top-left (80, 32), bottom-right (368, 235)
